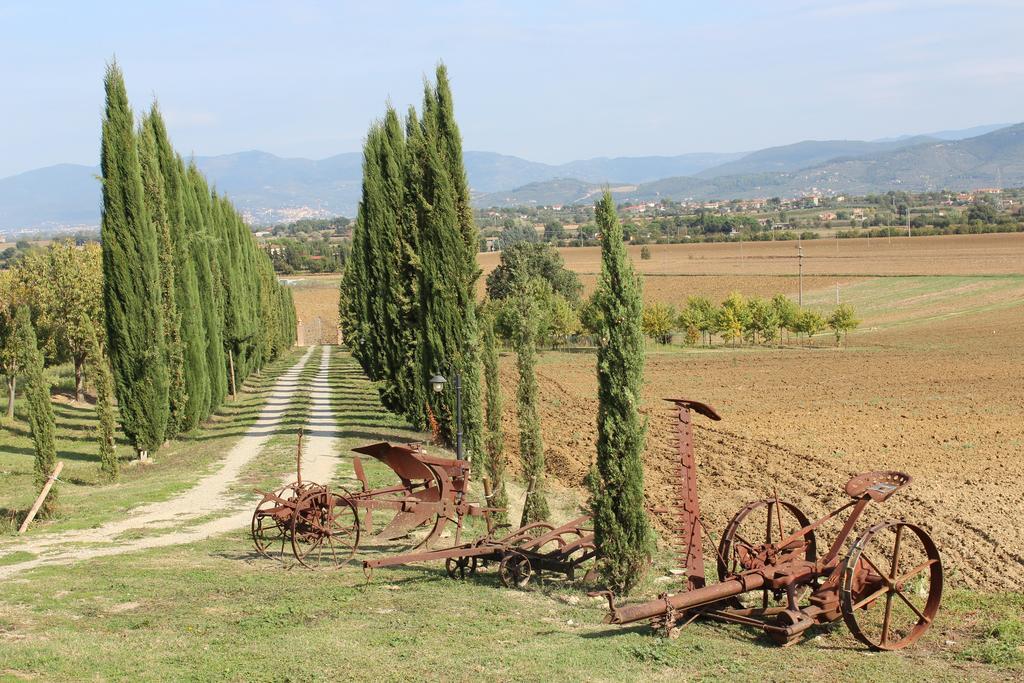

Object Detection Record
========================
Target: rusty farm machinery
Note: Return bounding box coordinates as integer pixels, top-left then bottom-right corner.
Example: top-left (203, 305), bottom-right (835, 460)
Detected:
top-left (593, 398), bottom-right (943, 651)
top-left (251, 431), bottom-right (499, 569)
top-left (251, 397), bottom-right (942, 652)
top-left (251, 429), bottom-right (596, 585)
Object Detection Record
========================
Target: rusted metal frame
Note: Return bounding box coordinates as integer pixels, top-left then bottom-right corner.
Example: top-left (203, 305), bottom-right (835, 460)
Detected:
top-left (518, 515), bottom-right (592, 551)
top-left (822, 496), bottom-right (870, 565)
top-left (363, 542), bottom-right (503, 569)
top-left (772, 499), bottom-right (858, 554)
top-left (671, 400), bottom-right (706, 589)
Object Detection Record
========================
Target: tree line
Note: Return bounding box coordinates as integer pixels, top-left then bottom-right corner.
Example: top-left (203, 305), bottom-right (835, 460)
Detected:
top-left (339, 66), bottom-right (651, 593)
top-left (641, 294), bottom-right (860, 347)
top-left (99, 61), bottom-right (297, 463)
top-left (0, 60), bottom-right (298, 516)
top-left (339, 63), bottom-right (483, 464)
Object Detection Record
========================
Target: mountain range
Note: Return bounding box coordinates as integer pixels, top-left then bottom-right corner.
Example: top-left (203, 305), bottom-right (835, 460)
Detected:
top-left (0, 122), bottom-right (1017, 231)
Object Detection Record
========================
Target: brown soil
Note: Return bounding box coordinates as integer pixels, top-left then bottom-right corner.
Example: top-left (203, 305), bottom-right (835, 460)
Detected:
top-left (494, 304), bottom-right (1024, 591)
top-left (479, 232), bottom-right (1024, 278)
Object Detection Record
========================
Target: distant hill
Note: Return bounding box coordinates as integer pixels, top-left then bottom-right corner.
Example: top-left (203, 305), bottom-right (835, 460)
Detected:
top-left (2, 122), bottom-right (1020, 230)
top-left (0, 164), bottom-right (99, 230)
top-left (479, 124), bottom-right (1024, 207)
top-left (695, 137), bottom-right (934, 178)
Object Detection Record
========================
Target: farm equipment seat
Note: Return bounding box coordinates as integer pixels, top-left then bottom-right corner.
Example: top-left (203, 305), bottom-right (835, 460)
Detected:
top-left (844, 471), bottom-right (912, 502)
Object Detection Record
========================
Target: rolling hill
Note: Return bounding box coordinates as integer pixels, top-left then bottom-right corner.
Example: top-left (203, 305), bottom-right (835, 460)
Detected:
top-left (2, 122), bottom-right (1020, 230)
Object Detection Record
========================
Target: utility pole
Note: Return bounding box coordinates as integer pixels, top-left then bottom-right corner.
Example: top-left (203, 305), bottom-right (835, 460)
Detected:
top-left (836, 281), bottom-right (840, 305)
top-left (798, 242), bottom-right (804, 306)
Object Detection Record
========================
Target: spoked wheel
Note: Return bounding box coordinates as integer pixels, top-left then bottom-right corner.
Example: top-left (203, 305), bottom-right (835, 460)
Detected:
top-left (445, 556), bottom-right (479, 580)
top-left (290, 488), bottom-right (361, 570)
top-left (252, 484), bottom-right (302, 561)
top-left (840, 520), bottom-right (942, 651)
top-left (718, 499), bottom-right (816, 608)
top-left (498, 551), bottom-right (533, 588)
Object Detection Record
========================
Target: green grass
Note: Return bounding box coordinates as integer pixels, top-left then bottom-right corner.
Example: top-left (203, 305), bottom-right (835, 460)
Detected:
top-left (0, 347), bottom-right (309, 538)
top-left (0, 348), bottom-right (1018, 681)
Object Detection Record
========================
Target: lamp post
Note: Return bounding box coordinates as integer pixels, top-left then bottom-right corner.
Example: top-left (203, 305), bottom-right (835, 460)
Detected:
top-left (429, 372), bottom-right (463, 461)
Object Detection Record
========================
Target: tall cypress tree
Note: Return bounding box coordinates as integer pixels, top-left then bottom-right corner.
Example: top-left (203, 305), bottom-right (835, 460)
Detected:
top-left (481, 310), bottom-right (509, 523)
top-left (510, 276), bottom-right (548, 525)
top-left (148, 106), bottom-right (209, 429)
top-left (588, 191), bottom-right (653, 594)
top-left (183, 158), bottom-right (227, 413)
top-left (401, 106), bottom-right (427, 429)
top-left (416, 66), bottom-right (483, 460)
top-left (14, 306), bottom-right (58, 514)
top-left (82, 312), bottom-right (118, 481)
top-left (340, 133), bottom-right (376, 378)
top-left (138, 115), bottom-right (187, 438)
top-left (100, 61), bottom-right (168, 458)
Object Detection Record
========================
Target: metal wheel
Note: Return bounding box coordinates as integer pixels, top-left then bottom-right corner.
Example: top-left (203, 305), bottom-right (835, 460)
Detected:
top-left (291, 488), bottom-right (361, 570)
top-left (840, 520), bottom-right (942, 651)
top-left (498, 551), bottom-right (533, 588)
top-left (718, 499), bottom-right (816, 580)
top-left (718, 499), bottom-right (816, 608)
top-left (445, 556), bottom-right (479, 580)
top-left (252, 484), bottom-right (301, 561)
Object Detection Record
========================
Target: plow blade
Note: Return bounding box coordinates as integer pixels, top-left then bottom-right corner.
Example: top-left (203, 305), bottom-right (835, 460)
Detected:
top-left (373, 488), bottom-right (441, 541)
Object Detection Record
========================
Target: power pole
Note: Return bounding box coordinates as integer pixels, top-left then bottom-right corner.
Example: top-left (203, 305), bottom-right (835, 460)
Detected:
top-left (797, 242), bottom-right (804, 306)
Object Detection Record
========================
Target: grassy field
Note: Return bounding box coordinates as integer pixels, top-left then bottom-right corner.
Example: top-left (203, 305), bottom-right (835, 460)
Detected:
top-left (1, 350), bottom-right (1021, 681)
top-left (2, 232), bottom-right (1022, 680)
top-left (0, 347), bottom-right (311, 537)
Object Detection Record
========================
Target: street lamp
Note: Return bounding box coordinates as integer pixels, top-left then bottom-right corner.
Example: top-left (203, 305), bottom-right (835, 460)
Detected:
top-left (429, 372), bottom-right (464, 461)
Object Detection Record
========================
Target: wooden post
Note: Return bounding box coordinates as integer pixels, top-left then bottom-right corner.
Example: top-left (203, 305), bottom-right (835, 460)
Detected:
top-left (519, 475), bottom-right (537, 529)
top-left (19, 461), bottom-right (63, 533)
top-left (228, 349), bottom-right (237, 399)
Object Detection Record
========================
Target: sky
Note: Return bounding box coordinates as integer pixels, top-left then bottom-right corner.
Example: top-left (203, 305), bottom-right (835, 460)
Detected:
top-left (2, 0), bottom-right (1023, 178)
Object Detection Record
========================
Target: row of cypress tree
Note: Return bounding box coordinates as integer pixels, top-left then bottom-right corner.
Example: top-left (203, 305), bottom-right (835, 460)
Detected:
top-left (340, 65), bottom-right (482, 463)
top-left (101, 61), bottom-right (296, 458)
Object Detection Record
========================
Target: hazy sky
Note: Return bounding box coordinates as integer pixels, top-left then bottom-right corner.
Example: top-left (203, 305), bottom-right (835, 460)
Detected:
top-left (2, 0), bottom-right (1023, 177)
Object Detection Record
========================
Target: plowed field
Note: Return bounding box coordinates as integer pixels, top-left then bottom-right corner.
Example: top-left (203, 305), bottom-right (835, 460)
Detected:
top-left (487, 233), bottom-right (1024, 591)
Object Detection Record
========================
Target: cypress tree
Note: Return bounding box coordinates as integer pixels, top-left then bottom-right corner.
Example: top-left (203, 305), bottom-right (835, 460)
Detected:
top-left (401, 105), bottom-right (427, 429)
top-left (138, 115), bottom-right (187, 438)
top-left (481, 310), bottom-right (508, 522)
top-left (416, 67), bottom-right (483, 460)
top-left (14, 306), bottom-right (58, 514)
top-left (99, 61), bottom-right (168, 458)
top-left (588, 191), bottom-right (653, 594)
top-left (148, 106), bottom-right (209, 429)
top-left (509, 276), bottom-right (548, 525)
top-left (82, 312), bottom-right (118, 481)
top-left (183, 159), bottom-right (227, 413)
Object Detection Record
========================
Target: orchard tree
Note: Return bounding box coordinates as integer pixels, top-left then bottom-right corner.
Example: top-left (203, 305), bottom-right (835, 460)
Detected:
top-left (641, 302), bottom-right (676, 344)
top-left (828, 304), bottom-right (861, 345)
top-left (796, 309), bottom-right (827, 344)
top-left (10, 242), bottom-right (103, 402)
top-left (771, 293), bottom-right (800, 344)
top-left (588, 191), bottom-right (653, 594)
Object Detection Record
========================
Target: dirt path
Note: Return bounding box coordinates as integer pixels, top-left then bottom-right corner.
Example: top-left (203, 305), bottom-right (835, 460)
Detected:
top-left (0, 345), bottom-right (340, 579)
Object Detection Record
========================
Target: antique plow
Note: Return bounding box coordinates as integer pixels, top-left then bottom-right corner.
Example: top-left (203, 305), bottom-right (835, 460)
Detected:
top-left (251, 429), bottom-right (361, 569)
top-left (363, 515), bottom-right (596, 588)
top-left (594, 398), bottom-right (943, 651)
top-left (252, 437), bottom-right (497, 569)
